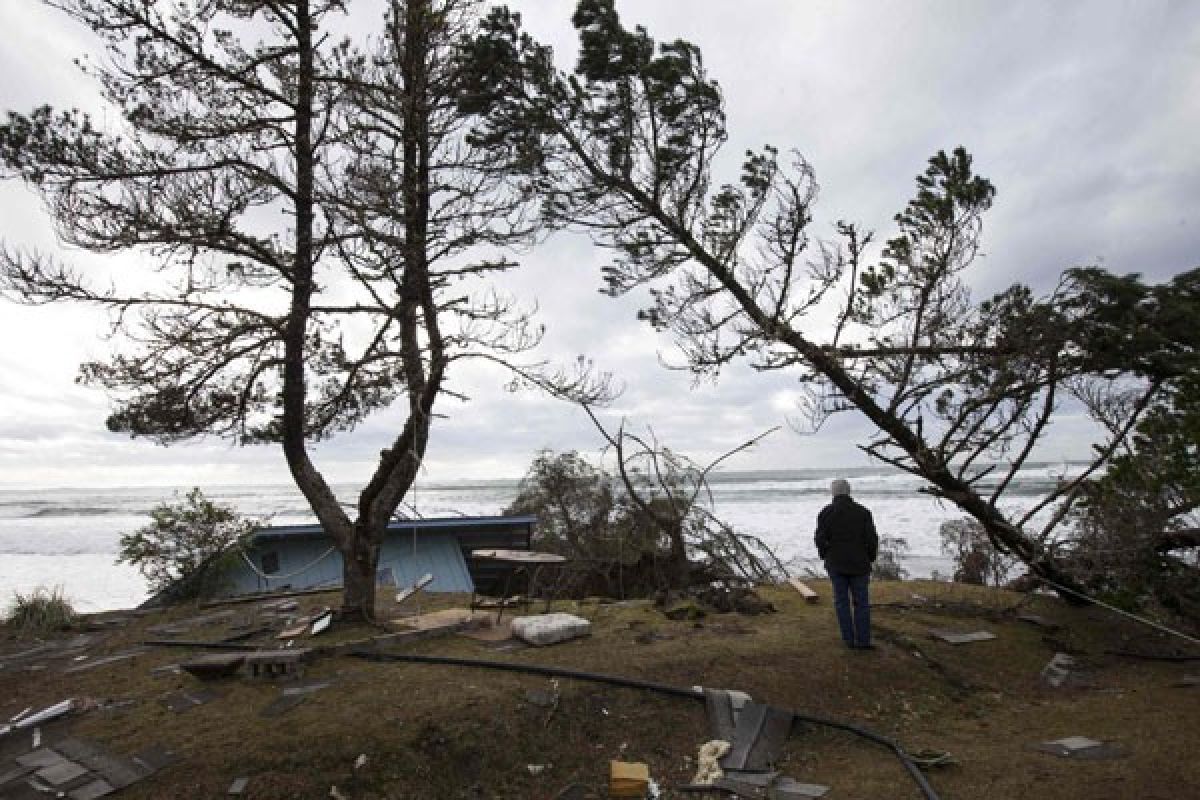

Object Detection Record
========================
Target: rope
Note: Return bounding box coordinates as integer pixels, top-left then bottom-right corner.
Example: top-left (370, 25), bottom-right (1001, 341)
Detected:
top-left (1039, 577), bottom-right (1200, 648)
top-left (239, 546), bottom-right (337, 582)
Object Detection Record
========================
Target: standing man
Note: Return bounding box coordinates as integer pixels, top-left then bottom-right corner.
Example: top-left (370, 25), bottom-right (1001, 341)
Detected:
top-left (815, 478), bottom-right (879, 649)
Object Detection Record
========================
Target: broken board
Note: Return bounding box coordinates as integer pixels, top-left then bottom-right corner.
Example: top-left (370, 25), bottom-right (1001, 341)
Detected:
top-left (786, 578), bottom-right (819, 604)
top-left (1030, 736), bottom-right (1128, 760)
top-left (928, 628), bottom-right (997, 645)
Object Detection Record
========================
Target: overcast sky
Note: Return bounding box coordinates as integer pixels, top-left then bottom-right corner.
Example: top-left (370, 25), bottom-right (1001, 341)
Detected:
top-left (0, 0), bottom-right (1196, 490)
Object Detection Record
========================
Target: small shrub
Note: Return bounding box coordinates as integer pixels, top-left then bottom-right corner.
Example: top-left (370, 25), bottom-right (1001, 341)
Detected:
top-left (6, 586), bottom-right (76, 636)
top-left (939, 517), bottom-right (1016, 586)
top-left (873, 535), bottom-right (910, 580)
top-left (118, 487), bottom-right (263, 600)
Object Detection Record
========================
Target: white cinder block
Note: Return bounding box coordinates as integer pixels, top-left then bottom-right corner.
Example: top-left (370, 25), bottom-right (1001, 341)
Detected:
top-left (510, 613), bottom-right (592, 646)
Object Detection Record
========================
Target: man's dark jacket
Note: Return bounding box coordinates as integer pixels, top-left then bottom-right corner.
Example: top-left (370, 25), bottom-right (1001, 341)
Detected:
top-left (815, 495), bottom-right (879, 576)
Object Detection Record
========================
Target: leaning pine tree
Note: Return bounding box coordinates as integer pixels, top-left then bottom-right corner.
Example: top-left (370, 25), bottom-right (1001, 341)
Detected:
top-left (459, 0), bottom-right (1189, 602)
top-left (0, 0), bottom-right (597, 620)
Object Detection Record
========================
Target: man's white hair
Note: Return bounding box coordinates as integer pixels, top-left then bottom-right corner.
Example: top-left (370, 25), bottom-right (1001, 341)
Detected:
top-left (831, 478), bottom-right (852, 497)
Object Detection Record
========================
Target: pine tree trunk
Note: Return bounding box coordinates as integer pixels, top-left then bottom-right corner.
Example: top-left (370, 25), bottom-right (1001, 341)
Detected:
top-left (340, 524), bottom-right (381, 621)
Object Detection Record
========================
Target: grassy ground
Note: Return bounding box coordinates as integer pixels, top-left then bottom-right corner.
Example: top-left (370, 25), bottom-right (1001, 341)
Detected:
top-left (1, 580), bottom-right (1197, 799)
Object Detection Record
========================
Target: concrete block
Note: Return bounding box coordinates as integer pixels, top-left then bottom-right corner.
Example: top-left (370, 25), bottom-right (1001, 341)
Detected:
top-left (510, 613), bottom-right (591, 646)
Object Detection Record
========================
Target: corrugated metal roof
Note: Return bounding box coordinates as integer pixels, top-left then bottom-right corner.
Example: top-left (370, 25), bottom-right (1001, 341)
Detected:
top-left (252, 514), bottom-right (536, 542)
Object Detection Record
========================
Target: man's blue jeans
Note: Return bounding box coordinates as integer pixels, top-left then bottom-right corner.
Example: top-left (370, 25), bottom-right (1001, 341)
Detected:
top-left (829, 571), bottom-right (871, 647)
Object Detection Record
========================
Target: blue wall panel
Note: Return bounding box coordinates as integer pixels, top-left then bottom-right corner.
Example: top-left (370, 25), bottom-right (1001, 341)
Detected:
top-left (223, 531), bottom-right (475, 596)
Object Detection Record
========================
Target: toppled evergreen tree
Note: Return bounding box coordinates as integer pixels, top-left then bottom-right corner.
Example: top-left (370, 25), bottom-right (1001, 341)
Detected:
top-left (459, 0), bottom-right (1192, 606)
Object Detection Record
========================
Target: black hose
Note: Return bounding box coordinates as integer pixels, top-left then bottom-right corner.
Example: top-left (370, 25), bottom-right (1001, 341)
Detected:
top-left (349, 649), bottom-right (940, 800)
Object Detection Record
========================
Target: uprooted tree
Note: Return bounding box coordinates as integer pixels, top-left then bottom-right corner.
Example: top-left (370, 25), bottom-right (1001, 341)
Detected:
top-left (1066, 270), bottom-right (1200, 614)
top-left (459, 0), bottom-right (1195, 604)
top-left (505, 420), bottom-right (786, 599)
top-left (0, 0), bottom-right (603, 620)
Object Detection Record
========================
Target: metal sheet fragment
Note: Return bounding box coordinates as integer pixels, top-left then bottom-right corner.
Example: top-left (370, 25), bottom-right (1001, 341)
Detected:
top-left (67, 778), bottom-right (116, 800)
top-left (704, 689), bottom-right (737, 744)
top-left (721, 702), bottom-right (769, 771)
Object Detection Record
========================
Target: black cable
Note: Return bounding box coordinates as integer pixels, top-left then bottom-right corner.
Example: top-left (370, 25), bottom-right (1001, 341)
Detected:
top-left (349, 649), bottom-right (940, 800)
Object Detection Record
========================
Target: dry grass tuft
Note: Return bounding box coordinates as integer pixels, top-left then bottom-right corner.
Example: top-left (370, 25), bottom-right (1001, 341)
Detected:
top-left (5, 585), bottom-right (77, 637)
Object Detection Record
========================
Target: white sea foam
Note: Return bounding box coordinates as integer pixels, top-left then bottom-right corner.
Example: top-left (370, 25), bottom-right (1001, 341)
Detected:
top-left (0, 464), bottom-right (1071, 611)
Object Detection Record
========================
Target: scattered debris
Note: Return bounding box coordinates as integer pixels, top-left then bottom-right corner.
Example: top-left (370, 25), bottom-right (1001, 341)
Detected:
top-left (4, 736), bottom-right (176, 797)
top-left (1030, 736), bottom-right (1128, 760)
top-left (511, 613), bottom-right (591, 647)
top-left (927, 629), bottom-right (997, 645)
top-left (62, 648), bottom-right (149, 674)
top-left (310, 609), bottom-right (334, 636)
top-left (524, 688), bottom-right (559, 709)
top-left (662, 597), bottom-right (705, 623)
top-left (180, 652), bottom-right (246, 680)
top-left (0, 699), bottom-right (78, 737)
top-left (704, 688), bottom-right (752, 743)
top-left (354, 754), bottom-right (368, 770)
top-left (720, 702), bottom-right (793, 772)
top-left (1106, 648), bottom-right (1200, 662)
top-left (260, 693), bottom-right (307, 718)
top-left (282, 680), bottom-right (334, 697)
top-left (458, 617), bottom-right (514, 643)
top-left (329, 785), bottom-right (349, 800)
top-left (395, 572), bottom-right (435, 605)
top-left (768, 777), bottom-right (830, 798)
top-left (199, 585), bottom-right (340, 609)
top-left (662, 599), bottom-right (706, 621)
top-left (130, 744), bottom-right (179, 775)
top-left (1016, 613), bottom-right (1060, 631)
top-left (610, 761), bottom-right (650, 798)
top-left (691, 740), bottom-right (731, 785)
top-left (244, 649), bottom-right (310, 679)
top-left (695, 583), bottom-right (776, 615)
top-left (228, 776), bottom-right (249, 795)
top-left (527, 764), bottom-right (546, 775)
top-left (787, 578), bottom-right (819, 604)
top-left (715, 769), bottom-right (779, 796)
top-left (147, 610), bottom-right (235, 636)
top-left (163, 688), bottom-right (221, 713)
top-left (907, 749), bottom-right (957, 769)
top-left (391, 607), bottom-right (483, 632)
top-left (1040, 653), bottom-right (1080, 689)
top-left (1173, 674), bottom-right (1199, 688)
top-left (278, 620), bottom-right (313, 639)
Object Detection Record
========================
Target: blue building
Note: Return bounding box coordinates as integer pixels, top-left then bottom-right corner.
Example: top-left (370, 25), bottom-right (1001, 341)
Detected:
top-left (221, 515), bottom-right (536, 596)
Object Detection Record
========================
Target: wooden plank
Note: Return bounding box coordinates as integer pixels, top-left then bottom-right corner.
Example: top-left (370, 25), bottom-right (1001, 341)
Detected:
top-left (470, 549), bottom-right (566, 564)
top-left (787, 578), bottom-right (819, 604)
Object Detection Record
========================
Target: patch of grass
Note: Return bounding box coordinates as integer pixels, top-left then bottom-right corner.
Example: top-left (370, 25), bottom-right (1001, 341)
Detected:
top-left (5, 585), bottom-right (77, 637)
top-left (2, 582), bottom-right (1198, 799)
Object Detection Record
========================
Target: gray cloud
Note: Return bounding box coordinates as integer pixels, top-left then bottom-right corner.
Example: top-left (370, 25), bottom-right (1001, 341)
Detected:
top-left (0, 0), bottom-right (1196, 487)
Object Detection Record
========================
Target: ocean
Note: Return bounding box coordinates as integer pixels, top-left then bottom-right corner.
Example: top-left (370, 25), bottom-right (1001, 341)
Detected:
top-left (0, 465), bottom-right (1068, 612)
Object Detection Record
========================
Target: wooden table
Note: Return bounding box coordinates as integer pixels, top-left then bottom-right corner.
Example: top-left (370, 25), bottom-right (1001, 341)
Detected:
top-left (467, 549), bottom-right (568, 620)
